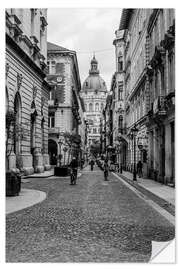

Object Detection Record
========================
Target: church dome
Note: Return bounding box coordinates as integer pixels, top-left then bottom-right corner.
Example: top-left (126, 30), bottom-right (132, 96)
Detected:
top-left (83, 75), bottom-right (107, 91)
top-left (82, 55), bottom-right (107, 92)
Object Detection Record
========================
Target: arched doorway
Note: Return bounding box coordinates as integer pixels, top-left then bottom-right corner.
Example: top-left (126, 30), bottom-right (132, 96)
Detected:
top-left (118, 136), bottom-right (128, 171)
top-left (48, 139), bottom-right (57, 165)
top-left (14, 92), bottom-right (21, 155)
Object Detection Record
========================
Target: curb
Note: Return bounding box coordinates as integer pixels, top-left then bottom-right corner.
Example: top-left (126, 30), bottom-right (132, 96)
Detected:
top-left (115, 172), bottom-right (175, 216)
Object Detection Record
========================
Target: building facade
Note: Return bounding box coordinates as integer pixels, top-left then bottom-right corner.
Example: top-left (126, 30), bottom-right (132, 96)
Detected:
top-left (80, 56), bottom-right (107, 150)
top-left (47, 42), bottom-right (84, 165)
top-left (112, 9), bottom-right (175, 185)
top-left (6, 8), bottom-right (50, 175)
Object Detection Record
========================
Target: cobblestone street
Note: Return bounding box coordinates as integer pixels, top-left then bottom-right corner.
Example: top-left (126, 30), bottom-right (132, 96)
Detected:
top-left (6, 166), bottom-right (175, 262)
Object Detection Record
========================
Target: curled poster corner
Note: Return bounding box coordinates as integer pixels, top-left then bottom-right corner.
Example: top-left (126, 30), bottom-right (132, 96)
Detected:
top-left (150, 239), bottom-right (175, 263)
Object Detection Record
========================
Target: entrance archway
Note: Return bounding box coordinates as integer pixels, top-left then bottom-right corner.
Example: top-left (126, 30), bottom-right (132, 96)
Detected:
top-left (48, 139), bottom-right (57, 165)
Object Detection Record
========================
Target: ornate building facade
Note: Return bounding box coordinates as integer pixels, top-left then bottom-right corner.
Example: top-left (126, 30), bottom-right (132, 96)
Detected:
top-left (47, 42), bottom-right (85, 164)
top-left (6, 8), bottom-right (50, 175)
top-left (80, 56), bottom-right (107, 150)
top-left (111, 9), bottom-right (175, 185)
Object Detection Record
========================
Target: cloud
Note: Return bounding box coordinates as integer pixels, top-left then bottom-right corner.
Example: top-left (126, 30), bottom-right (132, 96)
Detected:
top-left (47, 8), bottom-right (122, 89)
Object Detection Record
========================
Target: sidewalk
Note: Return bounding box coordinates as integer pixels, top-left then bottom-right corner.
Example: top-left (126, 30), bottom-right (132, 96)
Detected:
top-left (22, 168), bottom-right (54, 179)
top-left (115, 170), bottom-right (175, 215)
top-left (7, 168), bottom-right (83, 214)
top-left (6, 188), bottom-right (46, 214)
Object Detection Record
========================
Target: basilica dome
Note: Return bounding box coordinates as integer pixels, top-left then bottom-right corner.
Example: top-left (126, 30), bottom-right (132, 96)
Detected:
top-left (82, 55), bottom-right (107, 92)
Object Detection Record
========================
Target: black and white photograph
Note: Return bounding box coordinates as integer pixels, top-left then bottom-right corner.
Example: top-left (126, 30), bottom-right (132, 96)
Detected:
top-left (4, 4), bottom-right (176, 264)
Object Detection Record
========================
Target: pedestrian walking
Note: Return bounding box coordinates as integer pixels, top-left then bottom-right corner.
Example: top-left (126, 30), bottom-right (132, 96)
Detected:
top-left (90, 159), bottom-right (95, 171)
top-left (69, 157), bottom-right (78, 185)
top-left (137, 160), bottom-right (143, 178)
top-left (104, 159), bottom-right (109, 181)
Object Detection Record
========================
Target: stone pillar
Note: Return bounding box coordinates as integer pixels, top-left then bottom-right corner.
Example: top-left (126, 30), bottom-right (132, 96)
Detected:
top-left (165, 124), bottom-right (172, 183)
top-left (21, 153), bottom-right (34, 175)
top-left (43, 153), bottom-right (51, 171)
top-left (148, 130), bottom-right (153, 178)
top-left (8, 152), bottom-right (16, 171)
top-left (33, 147), bottom-right (44, 173)
top-left (153, 128), bottom-right (158, 172)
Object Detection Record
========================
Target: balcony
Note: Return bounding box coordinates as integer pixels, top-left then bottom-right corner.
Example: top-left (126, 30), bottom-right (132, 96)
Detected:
top-left (153, 96), bottom-right (166, 116)
top-left (48, 127), bottom-right (60, 134)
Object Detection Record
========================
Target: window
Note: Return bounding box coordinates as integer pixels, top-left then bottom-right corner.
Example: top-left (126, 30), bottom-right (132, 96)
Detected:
top-left (118, 81), bottom-right (123, 101)
top-left (48, 112), bottom-right (55, 128)
top-left (89, 103), bottom-right (93, 112)
top-left (118, 55), bottom-right (123, 72)
top-left (30, 9), bottom-right (35, 36)
top-left (95, 103), bottom-right (99, 111)
top-left (85, 82), bottom-right (88, 87)
top-left (51, 61), bottom-right (56, 74)
top-left (118, 115), bottom-right (123, 133)
top-left (93, 128), bottom-right (97, 134)
top-left (47, 61), bottom-right (50, 74)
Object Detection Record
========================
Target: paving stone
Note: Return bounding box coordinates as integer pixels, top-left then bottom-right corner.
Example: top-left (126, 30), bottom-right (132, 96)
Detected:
top-left (6, 168), bottom-right (175, 262)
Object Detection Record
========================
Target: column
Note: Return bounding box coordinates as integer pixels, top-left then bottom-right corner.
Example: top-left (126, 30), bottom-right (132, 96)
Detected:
top-left (165, 124), bottom-right (172, 183)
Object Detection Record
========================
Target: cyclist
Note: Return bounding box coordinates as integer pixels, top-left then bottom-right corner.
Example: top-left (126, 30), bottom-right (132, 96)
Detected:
top-left (69, 156), bottom-right (78, 185)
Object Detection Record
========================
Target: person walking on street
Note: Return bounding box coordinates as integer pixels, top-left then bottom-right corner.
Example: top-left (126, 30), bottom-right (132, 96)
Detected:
top-left (137, 160), bottom-right (143, 178)
top-left (104, 159), bottom-right (109, 181)
top-left (69, 157), bottom-right (78, 185)
top-left (90, 159), bottom-right (95, 171)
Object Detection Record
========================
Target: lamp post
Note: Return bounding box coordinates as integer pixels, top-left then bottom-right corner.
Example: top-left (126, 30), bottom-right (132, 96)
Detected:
top-left (131, 125), bottom-right (138, 181)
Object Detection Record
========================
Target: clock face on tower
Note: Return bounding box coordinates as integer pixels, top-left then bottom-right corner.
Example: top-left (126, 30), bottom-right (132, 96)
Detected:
top-left (57, 76), bottom-right (63, 83)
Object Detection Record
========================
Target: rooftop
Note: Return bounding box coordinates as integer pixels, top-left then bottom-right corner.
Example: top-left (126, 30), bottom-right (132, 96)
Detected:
top-left (47, 42), bottom-right (72, 52)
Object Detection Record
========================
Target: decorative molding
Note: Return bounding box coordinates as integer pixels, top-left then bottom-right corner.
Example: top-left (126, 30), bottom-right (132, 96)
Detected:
top-left (6, 63), bottom-right (10, 78)
top-left (41, 96), bottom-right (45, 115)
top-left (17, 73), bottom-right (23, 91)
top-left (32, 84), bottom-right (38, 100)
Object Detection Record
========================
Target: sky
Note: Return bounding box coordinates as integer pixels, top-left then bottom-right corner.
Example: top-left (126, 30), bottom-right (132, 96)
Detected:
top-left (47, 8), bottom-right (122, 90)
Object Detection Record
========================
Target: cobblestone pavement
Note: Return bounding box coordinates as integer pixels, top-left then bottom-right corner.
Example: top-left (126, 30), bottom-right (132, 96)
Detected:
top-left (6, 166), bottom-right (175, 262)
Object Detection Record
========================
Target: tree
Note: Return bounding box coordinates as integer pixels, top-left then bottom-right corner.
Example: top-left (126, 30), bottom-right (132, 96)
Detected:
top-left (90, 141), bottom-right (101, 158)
top-left (62, 132), bottom-right (81, 165)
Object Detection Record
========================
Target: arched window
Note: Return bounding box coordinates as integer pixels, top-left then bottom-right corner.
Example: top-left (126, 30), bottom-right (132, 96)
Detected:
top-left (118, 52), bottom-right (123, 72)
top-left (89, 103), bottom-right (93, 112)
top-left (95, 103), bottom-right (99, 111)
top-left (84, 103), bottom-right (87, 112)
top-left (14, 92), bottom-right (22, 155)
top-left (118, 115), bottom-right (123, 134)
top-left (101, 103), bottom-right (104, 110)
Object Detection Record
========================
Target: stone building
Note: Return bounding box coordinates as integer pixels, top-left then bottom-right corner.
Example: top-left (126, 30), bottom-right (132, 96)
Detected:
top-left (80, 55), bottom-right (107, 150)
top-left (112, 9), bottom-right (175, 185)
top-left (47, 42), bottom-right (84, 165)
top-left (6, 8), bottom-right (50, 175)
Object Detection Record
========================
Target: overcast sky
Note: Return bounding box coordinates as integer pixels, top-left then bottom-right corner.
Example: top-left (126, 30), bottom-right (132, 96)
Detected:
top-left (47, 8), bottom-right (122, 90)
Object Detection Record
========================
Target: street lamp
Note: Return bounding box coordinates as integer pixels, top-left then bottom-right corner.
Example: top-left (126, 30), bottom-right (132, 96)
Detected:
top-left (131, 125), bottom-right (138, 181)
